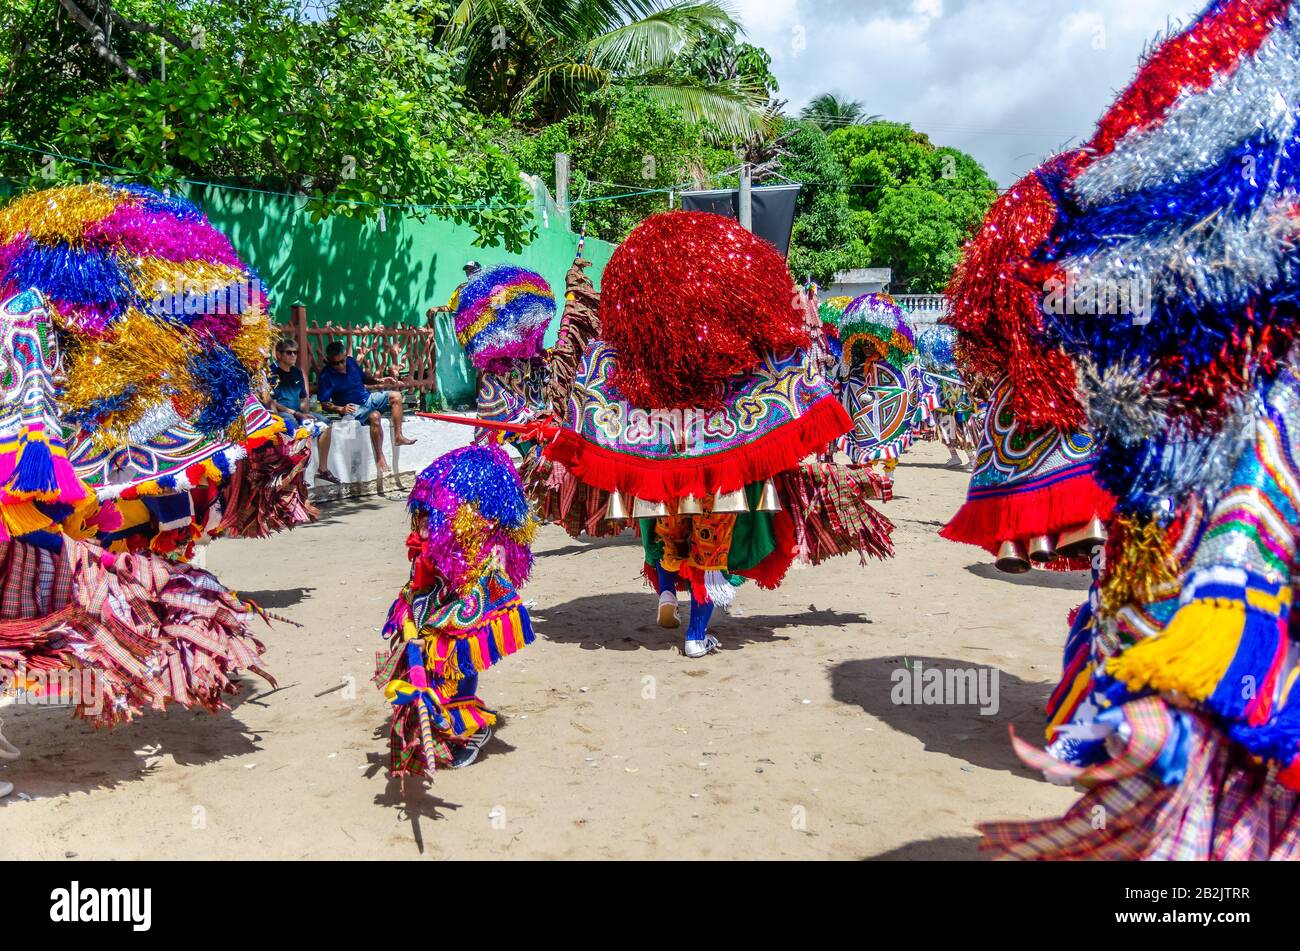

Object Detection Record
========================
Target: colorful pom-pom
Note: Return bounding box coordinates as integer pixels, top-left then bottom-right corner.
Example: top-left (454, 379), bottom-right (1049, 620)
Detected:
top-left (454, 264), bottom-right (555, 374)
top-left (407, 443), bottom-right (538, 596)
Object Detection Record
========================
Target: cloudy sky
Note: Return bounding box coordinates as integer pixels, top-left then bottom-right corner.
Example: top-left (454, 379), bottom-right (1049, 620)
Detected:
top-left (731, 0), bottom-right (1208, 184)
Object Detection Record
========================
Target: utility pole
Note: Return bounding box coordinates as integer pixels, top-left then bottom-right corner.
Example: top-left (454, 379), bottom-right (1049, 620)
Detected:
top-left (738, 163), bottom-right (753, 232)
top-left (555, 153), bottom-right (570, 216)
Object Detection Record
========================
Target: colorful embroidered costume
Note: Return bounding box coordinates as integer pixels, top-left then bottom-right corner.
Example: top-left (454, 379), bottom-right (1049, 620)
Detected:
top-left (838, 293), bottom-right (919, 468)
top-left (0, 182), bottom-right (313, 559)
top-left (966, 0), bottom-right (1300, 859)
top-left (529, 211), bottom-right (894, 656)
top-left (376, 444), bottom-right (537, 776)
top-left (0, 288), bottom-right (271, 738)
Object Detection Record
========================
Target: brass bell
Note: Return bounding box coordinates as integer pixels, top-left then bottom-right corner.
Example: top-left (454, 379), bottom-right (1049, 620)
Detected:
top-left (711, 488), bottom-right (750, 514)
top-left (605, 489), bottom-right (629, 521)
top-left (755, 478), bottom-right (782, 512)
top-left (676, 494), bottom-right (705, 515)
top-left (995, 539), bottom-right (1030, 574)
top-left (1027, 534), bottom-right (1057, 563)
top-left (1056, 516), bottom-right (1107, 560)
top-left (632, 496), bottom-right (670, 519)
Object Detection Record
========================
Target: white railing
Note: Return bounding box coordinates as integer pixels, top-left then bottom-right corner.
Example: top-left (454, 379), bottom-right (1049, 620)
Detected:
top-left (893, 294), bottom-right (949, 328)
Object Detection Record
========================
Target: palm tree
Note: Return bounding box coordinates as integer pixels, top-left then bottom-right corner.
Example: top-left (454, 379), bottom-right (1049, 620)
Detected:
top-left (440, 0), bottom-right (775, 142)
top-left (798, 93), bottom-right (880, 131)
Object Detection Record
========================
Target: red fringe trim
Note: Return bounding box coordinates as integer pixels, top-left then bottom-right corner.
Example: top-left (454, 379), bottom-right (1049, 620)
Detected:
top-left (940, 471), bottom-right (1115, 556)
top-left (544, 395), bottom-right (851, 502)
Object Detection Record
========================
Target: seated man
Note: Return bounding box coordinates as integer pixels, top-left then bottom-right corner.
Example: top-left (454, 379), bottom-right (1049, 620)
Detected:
top-left (315, 341), bottom-right (416, 475)
top-left (268, 337), bottom-right (339, 484)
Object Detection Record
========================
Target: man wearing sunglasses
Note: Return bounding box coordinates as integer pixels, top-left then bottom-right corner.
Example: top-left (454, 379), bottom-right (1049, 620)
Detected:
top-left (269, 337), bottom-right (340, 484)
top-left (316, 341), bottom-right (416, 475)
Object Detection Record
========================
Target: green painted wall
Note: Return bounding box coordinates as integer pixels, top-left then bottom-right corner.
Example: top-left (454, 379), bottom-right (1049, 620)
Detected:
top-left (190, 180), bottom-right (615, 407)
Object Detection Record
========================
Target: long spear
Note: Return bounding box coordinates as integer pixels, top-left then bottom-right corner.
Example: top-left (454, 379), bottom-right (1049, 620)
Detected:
top-left (415, 412), bottom-right (559, 441)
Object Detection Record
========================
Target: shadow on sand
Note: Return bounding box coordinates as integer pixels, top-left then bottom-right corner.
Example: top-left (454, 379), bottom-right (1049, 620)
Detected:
top-left (534, 592), bottom-right (870, 653)
top-left (0, 678), bottom-right (279, 801)
top-left (829, 655), bottom-right (1053, 777)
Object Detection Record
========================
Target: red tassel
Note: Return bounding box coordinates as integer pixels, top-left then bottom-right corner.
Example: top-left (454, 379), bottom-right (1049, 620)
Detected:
top-left (940, 471), bottom-right (1114, 556)
top-left (545, 395), bottom-right (851, 502)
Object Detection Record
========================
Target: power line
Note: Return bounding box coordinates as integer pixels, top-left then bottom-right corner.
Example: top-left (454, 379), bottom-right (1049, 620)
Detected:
top-left (0, 140), bottom-right (684, 211)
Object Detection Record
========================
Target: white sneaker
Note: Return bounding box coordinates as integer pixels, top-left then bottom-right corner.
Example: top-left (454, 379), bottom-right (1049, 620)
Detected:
top-left (683, 633), bottom-right (720, 658)
top-left (657, 592), bottom-right (680, 629)
top-left (0, 779), bottom-right (11, 798)
top-left (450, 726), bottom-right (492, 769)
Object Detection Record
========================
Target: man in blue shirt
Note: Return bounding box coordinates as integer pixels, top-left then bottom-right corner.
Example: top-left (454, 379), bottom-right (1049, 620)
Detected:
top-left (316, 341), bottom-right (416, 474)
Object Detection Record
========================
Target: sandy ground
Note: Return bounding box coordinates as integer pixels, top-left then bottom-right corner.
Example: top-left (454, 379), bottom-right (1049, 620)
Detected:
top-left (0, 439), bottom-right (1081, 860)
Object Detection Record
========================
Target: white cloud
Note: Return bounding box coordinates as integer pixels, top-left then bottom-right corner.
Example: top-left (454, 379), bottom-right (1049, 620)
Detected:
top-left (734, 0), bottom-right (1209, 184)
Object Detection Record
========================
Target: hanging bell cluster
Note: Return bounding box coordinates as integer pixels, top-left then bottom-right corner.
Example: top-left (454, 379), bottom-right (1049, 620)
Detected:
top-left (604, 480), bottom-right (783, 521)
top-left (992, 516), bottom-right (1109, 574)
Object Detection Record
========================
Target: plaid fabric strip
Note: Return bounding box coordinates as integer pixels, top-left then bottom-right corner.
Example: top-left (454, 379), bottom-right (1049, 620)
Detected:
top-left (983, 704), bottom-right (1300, 860)
top-left (0, 541), bottom-right (40, 619)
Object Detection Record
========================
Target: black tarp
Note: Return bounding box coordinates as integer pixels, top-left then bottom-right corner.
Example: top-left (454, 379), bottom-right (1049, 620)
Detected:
top-left (679, 184), bottom-right (801, 256)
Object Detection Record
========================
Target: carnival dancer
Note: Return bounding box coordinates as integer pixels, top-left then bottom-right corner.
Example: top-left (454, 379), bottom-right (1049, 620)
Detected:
top-left (537, 211), bottom-right (894, 657)
top-left (0, 274), bottom-right (275, 796)
top-left (423, 213), bottom-right (894, 658)
top-left (0, 182), bottom-right (315, 559)
top-left (913, 325), bottom-right (971, 466)
top-left (375, 443), bottom-right (537, 776)
top-left (837, 293), bottom-right (919, 490)
top-left (452, 263), bottom-right (556, 449)
top-left (940, 157), bottom-right (1114, 573)
top-left (961, 0), bottom-right (1300, 858)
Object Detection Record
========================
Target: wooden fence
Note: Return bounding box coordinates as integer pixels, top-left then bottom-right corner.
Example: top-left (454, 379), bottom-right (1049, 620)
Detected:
top-left (286, 305), bottom-right (441, 407)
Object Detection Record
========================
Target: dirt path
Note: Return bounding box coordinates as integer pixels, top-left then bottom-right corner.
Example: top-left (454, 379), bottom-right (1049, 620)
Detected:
top-left (0, 439), bottom-right (1079, 859)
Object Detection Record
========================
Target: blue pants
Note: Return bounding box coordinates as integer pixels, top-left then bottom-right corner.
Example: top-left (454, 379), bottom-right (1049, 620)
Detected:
top-left (656, 566), bottom-right (713, 640)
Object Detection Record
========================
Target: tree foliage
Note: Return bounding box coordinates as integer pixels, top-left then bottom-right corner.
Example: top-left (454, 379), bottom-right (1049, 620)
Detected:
top-left (826, 121), bottom-right (998, 292)
top-left (503, 87), bottom-right (733, 242)
top-left (0, 0), bottom-right (536, 249)
top-left (442, 0), bottom-right (775, 143)
top-left (798, 92), bottom-right (878, 132)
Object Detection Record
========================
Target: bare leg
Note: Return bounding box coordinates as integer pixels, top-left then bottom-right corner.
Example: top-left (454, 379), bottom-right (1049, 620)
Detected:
top-left (315, 426), bottom-right (338, 481)
top-left (390, 391), bottom-right (416, 446)
top-left (368, 411), bottom-right (389, 472)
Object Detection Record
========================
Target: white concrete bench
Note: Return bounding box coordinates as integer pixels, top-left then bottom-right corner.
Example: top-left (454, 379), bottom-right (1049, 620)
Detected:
top-left (304, 414), bottom-right (478, 500)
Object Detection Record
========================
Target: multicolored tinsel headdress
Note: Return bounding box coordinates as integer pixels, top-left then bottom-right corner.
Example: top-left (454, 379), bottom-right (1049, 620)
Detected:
top-left (944, 159), bottom-right (1088, 431)
top-left (598, 211), bottom-right (810, 409)
top-left (407, 443), bottom-right (538, 597)
top-left (454, 264), bottom-right (555, 374)
top-left (0, 183), bottom-right (272, 449)
top-left (1041, 0), bottom-right (1300, 511)
top-left (917, 325), bottom-right (957, 372)
top-left (994, 0), bottom-right (1300, 787)
top-left (840, 293), bottom-right (914, 371)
